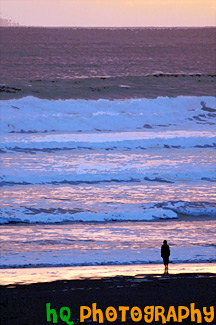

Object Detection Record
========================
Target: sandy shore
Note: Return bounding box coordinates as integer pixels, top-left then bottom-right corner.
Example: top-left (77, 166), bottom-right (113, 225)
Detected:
top-left (1, 272), bottom-right (215, 324)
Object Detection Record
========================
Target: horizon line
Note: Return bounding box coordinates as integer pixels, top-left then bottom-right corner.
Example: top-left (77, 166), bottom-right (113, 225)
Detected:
top-left (0, 25), bottom-right (215, 28)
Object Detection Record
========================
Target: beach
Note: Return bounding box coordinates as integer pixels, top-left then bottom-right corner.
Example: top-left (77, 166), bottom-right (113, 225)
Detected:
top-left (1, 264), bottom-right (216, 324)
top-left (1, 271), bottom-right (215, 324)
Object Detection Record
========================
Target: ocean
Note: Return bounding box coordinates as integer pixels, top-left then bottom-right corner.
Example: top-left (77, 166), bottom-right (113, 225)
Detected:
top-left (0, 27), bottom-right (215, 283)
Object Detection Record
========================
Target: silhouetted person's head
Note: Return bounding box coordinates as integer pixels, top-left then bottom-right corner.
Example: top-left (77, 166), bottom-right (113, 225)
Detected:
top-left (163, 240), bottom-right (167, 244)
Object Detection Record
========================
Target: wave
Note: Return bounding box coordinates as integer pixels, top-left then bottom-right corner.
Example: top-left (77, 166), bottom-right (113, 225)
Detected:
top-left (0, 201), bottom-right (215, 225)
top-left (1, 131), bottom-right (216, 154)
top-left (1, 258), bottom-right (216, 269)
top-left (0, 96), bottom-right (215, 135)
top-left (1, 73), bottom-right (215, 102)
top-left (1, 171), bottom-right (215, 187)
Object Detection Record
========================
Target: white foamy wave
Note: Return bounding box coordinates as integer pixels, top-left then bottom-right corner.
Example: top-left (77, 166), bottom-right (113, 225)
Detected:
top-left (1, 201), bottom-right (215, 225)
top-left (0, 96), bottom-right (215, 134)
top-left (0, 208), bottom-right (178, 224)
top-left (145, 201), bottom-right (216, 218)
top-left (1, 130), bottom-right (215, 153)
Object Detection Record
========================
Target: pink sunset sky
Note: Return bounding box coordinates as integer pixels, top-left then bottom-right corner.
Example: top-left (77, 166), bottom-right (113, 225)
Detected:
top-left (0, 0), bottom-right (215, 27)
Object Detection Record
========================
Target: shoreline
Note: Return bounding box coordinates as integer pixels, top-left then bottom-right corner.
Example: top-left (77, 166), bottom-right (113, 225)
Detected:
top-left (0, 263), bottom-right (215, 286)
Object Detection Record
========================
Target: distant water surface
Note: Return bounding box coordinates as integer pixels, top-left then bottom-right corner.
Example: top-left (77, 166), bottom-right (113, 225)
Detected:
top-left (0, 27), bottom-right (215, 99)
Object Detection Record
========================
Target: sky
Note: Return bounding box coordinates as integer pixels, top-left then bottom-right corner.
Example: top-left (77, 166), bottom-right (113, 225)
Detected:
top-left (0, 0), bottom-right (215, 27)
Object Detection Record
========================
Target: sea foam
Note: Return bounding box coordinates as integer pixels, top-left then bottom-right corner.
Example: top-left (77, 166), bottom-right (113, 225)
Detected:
top-left (0, 96), bottom-right (215, 134)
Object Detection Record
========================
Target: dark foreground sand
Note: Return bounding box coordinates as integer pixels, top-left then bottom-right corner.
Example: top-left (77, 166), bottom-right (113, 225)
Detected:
top-left (0, 273), bottom-right (215, 325)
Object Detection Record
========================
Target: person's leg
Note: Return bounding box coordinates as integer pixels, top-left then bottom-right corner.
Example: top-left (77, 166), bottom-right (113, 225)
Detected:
top-left (165, 257), bottom-right (169, 274)
top-left (163, 258), bottom-right (168, 274)
top-left (164, 262), bottom-right (167, 274)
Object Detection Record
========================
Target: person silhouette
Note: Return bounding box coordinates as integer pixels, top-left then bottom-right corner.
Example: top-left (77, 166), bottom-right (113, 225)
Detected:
top-left (161, 240), bottom-right (170, 274)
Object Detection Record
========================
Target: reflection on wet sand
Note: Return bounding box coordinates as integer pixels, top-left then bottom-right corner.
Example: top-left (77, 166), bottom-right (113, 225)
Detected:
top-left (1, 263), bottom-right (216, 286)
